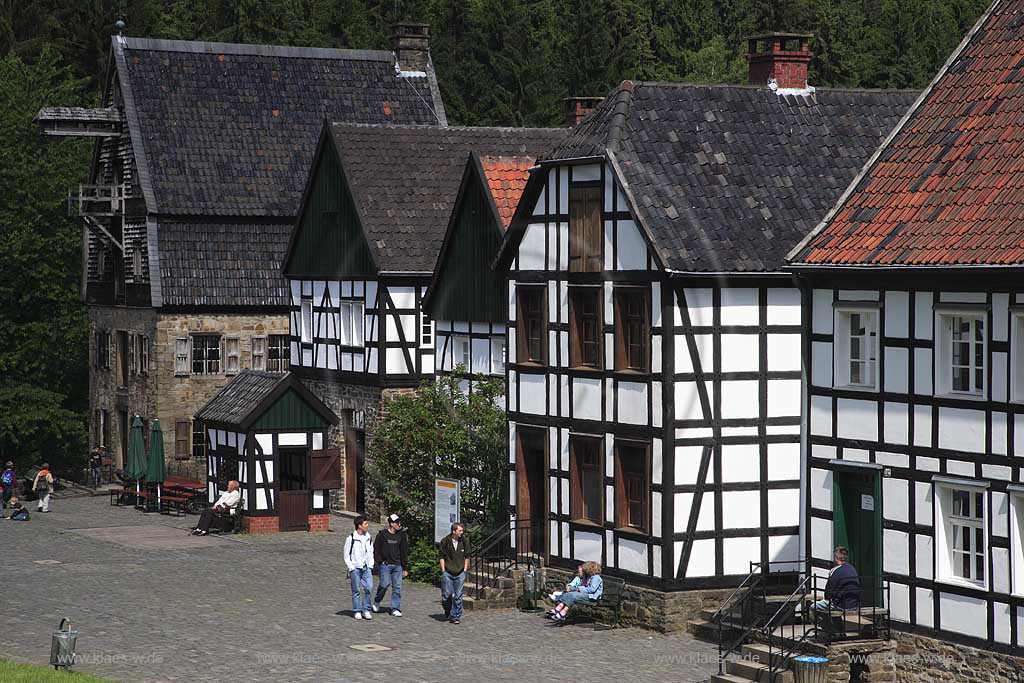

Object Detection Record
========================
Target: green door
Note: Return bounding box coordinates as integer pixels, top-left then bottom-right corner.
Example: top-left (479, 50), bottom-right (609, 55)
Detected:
top-left (832, 467), bottom-right (882, 607)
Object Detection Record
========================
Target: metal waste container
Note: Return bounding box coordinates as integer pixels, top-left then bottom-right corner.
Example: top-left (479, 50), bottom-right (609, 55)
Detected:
top-left (792, 655), bottom-right (828, 683)
top-left (49, 618), bottom-right (78, 670)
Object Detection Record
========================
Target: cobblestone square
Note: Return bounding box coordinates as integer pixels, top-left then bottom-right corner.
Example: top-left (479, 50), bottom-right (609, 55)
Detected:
top-left (3, 496), bottom-right (719, 682)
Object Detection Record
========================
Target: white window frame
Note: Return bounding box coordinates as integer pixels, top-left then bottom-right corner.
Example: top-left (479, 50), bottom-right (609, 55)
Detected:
top-left (833, 306), bottom-right (878, 391)
top-left (340, 300), bottom-right (365, 348)
top-left (1011, 313), bottom-right (1024, 402)
top-left (300, 300), bottom-right (313, 344)
top-left (420, 313), bottom-right (434, 349)
top-left (935, 480), bottom-right (988, 589)
top-left (936, 310), bottom-right (986, 398)
top-left (174, 337), bottom-right (190, 376)
top-left (140, 335), bottom-right (149, 376)
top-left (268, 335), bottom-right (289, 372)
top-left (1011, 490), bottom-right (1024, 597)
top-left (453, 335), bottom-right (471, 371)
top-left (252, 336), bottom-right (266, 371)
top-left (490, 336), bottom-right (506, 375)
top-left (225, 337), bottom-right (241, 374)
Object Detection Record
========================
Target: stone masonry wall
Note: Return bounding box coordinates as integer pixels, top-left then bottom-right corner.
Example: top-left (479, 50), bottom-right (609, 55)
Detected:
top-left (543, 565), bottom-right (732, 633)
top-left (154, 312), bottom-right (289, 465)
top-left (894, 632), bottom-right (1024, 683)
top-left (89, 305), bottom-right (159, 469)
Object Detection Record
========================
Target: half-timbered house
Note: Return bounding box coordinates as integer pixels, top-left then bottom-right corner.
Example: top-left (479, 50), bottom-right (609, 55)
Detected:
top-left (788, 0), bottom-right (1024, 663)
top-left (37, 26), bottom-right (445, 470)
top-left (493, 36), bottom-right (917, 626)
top-left (195, 370), bottom-right (340, 532)
top-left (281, 123), bottom-right (565, 512)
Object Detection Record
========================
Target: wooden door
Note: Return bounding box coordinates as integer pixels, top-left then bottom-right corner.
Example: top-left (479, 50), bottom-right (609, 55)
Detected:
top-left (515, 428), bottom-right (547, 556)
top-left (344, 425), bottom-right (366, 513)
top-left (833, 468), bottom-right (882, 606)
top-left (279, 490), bottom-right (310, 531)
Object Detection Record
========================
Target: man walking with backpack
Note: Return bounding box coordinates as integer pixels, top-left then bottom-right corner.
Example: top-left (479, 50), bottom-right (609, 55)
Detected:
top-left (372, 513), bottom-right (409, 616)
top-left (33, 464), bottom-right (54, 513)
top-left (343, 516), bottom-right (375, 620)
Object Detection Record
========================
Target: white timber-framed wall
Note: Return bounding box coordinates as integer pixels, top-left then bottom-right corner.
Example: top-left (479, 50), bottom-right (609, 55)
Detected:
top-left (434, 320), bottom-right (506, 395)
top-left (505, 159), bottom-right (803, 590)
top-left (799, 273), bottom-right (1024, 654)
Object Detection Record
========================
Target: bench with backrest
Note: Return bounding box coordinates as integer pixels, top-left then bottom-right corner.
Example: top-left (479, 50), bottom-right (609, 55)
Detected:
top-left (208, 494), bottom-right (244, 534)
top-left (550, 575), bottom-right (627, 628)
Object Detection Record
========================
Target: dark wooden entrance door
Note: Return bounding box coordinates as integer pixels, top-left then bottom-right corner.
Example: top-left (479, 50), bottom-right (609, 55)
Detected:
top-left (344, 415), bottom-right (366, 513)
top-left (279, 446), bottom-right (310, 531)
top-left (833, 467), bottom-right (882, 606)
top-left (516, 428), bottom-right (547, 556)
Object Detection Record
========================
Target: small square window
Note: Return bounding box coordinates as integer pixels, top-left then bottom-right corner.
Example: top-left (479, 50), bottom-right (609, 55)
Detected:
top-left (225, 337), bottom-right (240, 374)
top-left (268, 335), bottom-right (290, 372)
top-left (191, 335), bottom-right (221, 375)
top-left (252, 336), bottom-right (266, 371)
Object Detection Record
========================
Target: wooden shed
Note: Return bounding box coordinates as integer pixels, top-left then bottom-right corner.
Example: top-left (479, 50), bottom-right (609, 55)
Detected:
top-left (195, 370), bottom-right (341, 533)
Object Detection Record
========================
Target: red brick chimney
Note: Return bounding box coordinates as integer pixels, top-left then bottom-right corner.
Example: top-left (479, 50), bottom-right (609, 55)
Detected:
top-left (562, 96), bottom-right (604, 127)
top-left (746, 33), bottom-right (813, 90)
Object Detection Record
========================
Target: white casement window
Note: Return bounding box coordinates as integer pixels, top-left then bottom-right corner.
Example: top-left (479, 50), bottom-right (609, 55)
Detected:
top-left (340, 301), bottom-right (365, 347)
top-left (834, 308), bottom-right (878, 390)
top-left (252, 336), bottom-right (266, 371)
top-left (420, 313), bottom-right (434, 349)
top-left (174, 337), bottom-right (190, 375)
top-left (300, 300), bottom-right (313, 343)
top-left (490, 337), bottom-right (506, 375)
top-left (937, 312), bottom-right (986, 397)
top-left (936, 480), bottom-right (988, 588)
top-left (1011, 491), bottom-right (1024, 596)
top-left (453, 335), bottom-right (471, 371)
top-left (225, 337), bottom-right (240, 374)
top-left (1011, 314), bottom-right (1024, 401)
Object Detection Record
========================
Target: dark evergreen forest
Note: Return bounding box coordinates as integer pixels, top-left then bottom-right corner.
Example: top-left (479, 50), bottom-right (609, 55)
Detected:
top-left (0, 0), bottom-right (990, 469)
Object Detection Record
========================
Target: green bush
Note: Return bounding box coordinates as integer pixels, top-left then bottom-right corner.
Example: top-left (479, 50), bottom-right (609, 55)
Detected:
top-left (407, 537), bottom-right (440, 585)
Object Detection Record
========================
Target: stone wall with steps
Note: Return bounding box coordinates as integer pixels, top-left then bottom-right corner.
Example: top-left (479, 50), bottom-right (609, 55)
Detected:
top-left (894, 632), bottom-right (1024, 683)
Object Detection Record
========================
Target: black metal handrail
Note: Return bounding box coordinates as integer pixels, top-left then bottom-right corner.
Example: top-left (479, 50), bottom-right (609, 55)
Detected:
top-left (470, 518), bottom-right (542, 593)
top-left (715, 561), bottom-right (766, 674)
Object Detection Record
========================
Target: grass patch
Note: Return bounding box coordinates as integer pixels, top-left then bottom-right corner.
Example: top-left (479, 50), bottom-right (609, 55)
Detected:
top-left (0, 660), bottom-right (113, 682)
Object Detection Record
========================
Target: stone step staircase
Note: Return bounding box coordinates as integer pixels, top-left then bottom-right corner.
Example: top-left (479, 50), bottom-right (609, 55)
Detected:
top-left (462, 558), bottom-right (541, 610)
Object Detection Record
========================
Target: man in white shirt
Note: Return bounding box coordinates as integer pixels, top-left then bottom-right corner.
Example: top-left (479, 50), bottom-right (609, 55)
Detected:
top-left (344, 516), bottom-right (375, 619)
top-left (191, 480), bottom-right (242, 536)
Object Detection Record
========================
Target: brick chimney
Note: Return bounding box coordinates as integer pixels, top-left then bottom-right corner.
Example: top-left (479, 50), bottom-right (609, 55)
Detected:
top-left (393, 22), bottom-right (430, 72)
top-left (746, 33), bottom-right (813, 90)
top-left (562, 96), bottom-right (604, 127)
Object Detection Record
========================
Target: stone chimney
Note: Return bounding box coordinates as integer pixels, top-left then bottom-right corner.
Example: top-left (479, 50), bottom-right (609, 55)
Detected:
top-left (746, 33), bottom-right (813, 90)
top-left (563, 96), bottom-right (604, 127)
top-left (393, 22), bottom-right (431, 72)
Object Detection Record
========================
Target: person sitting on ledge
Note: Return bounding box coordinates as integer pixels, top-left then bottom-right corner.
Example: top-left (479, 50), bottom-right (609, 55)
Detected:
top-left (190, 480), bottom-right (241, 536)
top-left (550, 561), bottom-right (603, 622)
top-left (8, 497), bottom-right (29, 521)
top-left (813, 545), bottom-right (861, 613)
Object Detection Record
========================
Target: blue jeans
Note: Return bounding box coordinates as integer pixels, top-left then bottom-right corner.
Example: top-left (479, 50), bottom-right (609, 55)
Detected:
top-left (441, 571), bottom-right (466, 620)
top-left (375, 563), bottom-right (403, 610)
top-left (559, 591), bottom-right (594, 609)
top-left (350, 567), bottom-right (373, 613)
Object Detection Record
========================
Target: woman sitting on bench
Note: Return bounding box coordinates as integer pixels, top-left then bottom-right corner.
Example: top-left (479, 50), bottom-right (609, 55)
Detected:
top-left (550, 561), bottom-right (603, 622)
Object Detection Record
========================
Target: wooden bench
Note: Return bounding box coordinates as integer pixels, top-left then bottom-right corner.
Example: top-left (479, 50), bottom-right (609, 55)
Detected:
top-left (109, 488), bottom-right (137, 506)
top-left (548, 575), bottom-right (627, 629)
top-left (159, 494), bottom-right (191, 516)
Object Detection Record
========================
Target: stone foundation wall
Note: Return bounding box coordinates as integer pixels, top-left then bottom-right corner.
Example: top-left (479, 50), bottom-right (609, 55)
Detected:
top-left (243, 516), bottom-right (280, 533)
top-left (894, 632), bottom-right (1024, 683)
top-left (543, 566), bottom-right (733, 633)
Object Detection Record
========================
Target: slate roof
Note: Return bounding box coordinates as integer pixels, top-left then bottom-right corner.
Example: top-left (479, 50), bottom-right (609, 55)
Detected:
top-left (480, 156), bottom-right (535, 230)
top-left (195, 370), bottom-right (284, 425)
top-left (520, 81), bottom-right (918, 273)
top-left (156, 220), bottom-right (291, 307)
top-left (35, 106), bottom-right (121, 123)
top-left (325, 124), bottom-right (566, 272)
top-left (107, 36), bottom-right (446, 308)
top-left (790, 0), bottom-right (1024, 267)
top-left (114, 36), bottom-right (446, 217)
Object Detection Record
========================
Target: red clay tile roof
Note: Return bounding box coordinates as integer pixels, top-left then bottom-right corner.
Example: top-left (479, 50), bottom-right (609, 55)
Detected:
top-left (480, 156), bottom-right (534, 230)
top-left (791, 0), bottom-right (1024, 267)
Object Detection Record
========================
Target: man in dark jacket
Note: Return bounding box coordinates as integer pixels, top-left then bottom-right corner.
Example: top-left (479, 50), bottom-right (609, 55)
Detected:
top-left (814, 546), bottom-right (861, 612)
top-left (372, 513), bottom-right (409, 616)
top-left (439, 521), bottom-right (470, 624)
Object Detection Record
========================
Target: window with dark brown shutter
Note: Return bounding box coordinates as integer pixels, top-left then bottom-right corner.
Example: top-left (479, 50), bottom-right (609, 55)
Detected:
top-left (175, 420), bottom-right (190, 460)
top-left (570, 435), bottom-right (603, 524)
top-left (569, 185), bottom-right (602, 272)
top-left (615, 441), bottom-right (649, 533)
top-left (516, 286), bottom-right (547, 364)
top-left (570, 288), bottom-right (602, 369)
top-left (614, 287), bottom-right (650, 371)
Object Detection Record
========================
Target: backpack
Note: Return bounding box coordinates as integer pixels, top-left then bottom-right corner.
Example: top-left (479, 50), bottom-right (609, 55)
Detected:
top-left (1, 470), bottom-right (12, 486)
top-left (35, 473), bottom-right (49, 492)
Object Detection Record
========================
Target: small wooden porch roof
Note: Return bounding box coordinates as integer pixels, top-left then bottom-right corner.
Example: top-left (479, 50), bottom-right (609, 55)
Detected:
top-left (194, 371), bottom-right (339, 432)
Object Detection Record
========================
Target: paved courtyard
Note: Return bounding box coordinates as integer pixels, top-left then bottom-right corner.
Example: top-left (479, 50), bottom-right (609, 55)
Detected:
top-left (3, 495), bottom-right (719, 682)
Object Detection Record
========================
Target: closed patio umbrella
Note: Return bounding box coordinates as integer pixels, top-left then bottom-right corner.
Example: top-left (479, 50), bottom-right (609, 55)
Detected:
top-left (126, 415), bottom-right (147, 503)
top-left (146, 419), bottom-right (166, 508)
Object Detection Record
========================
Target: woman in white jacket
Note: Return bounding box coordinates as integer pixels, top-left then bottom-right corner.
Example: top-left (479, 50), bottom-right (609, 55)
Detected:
top-left (344, 515), bottom-right (375, 619)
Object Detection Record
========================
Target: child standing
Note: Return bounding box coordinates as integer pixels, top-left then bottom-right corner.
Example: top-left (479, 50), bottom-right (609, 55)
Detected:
top-left (33, 464), bottom-right (54, 513)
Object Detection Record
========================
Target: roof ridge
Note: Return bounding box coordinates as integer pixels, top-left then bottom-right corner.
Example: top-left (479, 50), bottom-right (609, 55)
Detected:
top-left (329, 122), bottom-right (564, 133)
top-left (605, 81), bottom-right (635, 154)
top-left (630, 80), bottom-right (920, 95)
top-left (118, 35), bottom-right (393, 62)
